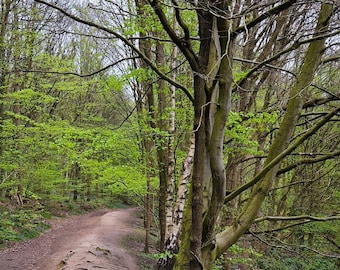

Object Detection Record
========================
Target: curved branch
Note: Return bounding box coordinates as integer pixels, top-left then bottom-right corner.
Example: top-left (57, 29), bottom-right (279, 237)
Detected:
top-left (172, 0), bottom-right (191, 40)
top-left (303, 94), bottom-right (340, 108)
top-left (34, 0), bottom-right (194, 103)
top-left (149, 0), bottom-right (199, 71)
top-left (249, 231), bottom-right (340, 259)
top-left (233, 57), bottom-right (296, 77)
top-left (322, 54), bottom-right (340, 64)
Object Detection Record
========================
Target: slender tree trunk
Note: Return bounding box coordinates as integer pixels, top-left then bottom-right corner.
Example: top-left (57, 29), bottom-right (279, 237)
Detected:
top-left (86, 175), bottom-right (91, 202)
top-left (155, 39), bottom-right (169, 248)
top-left (14, 103), bottom-right (24, 207)
top-left (144, 141), bottom-right (153, 253)
top-left (11, 7), bottom-right (24, 207)
top-left (164, 18), bottom-right (178, 243)
top-left (0, 0), bottom-right (11, 188)
top-left (71, 162), bottom-right (81, 202)
top-left (135, 0), bottom-right (158, 253)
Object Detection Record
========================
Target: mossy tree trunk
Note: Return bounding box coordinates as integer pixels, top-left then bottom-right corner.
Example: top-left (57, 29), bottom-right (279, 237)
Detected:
top-left (202, 3), bottom-right (334, 268)
top-left (170, 1), bottom-right (235, 269)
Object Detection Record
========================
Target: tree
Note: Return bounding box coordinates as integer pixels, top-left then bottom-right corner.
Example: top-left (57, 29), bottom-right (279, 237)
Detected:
top-left (31, 0), bottom-right (340, 269)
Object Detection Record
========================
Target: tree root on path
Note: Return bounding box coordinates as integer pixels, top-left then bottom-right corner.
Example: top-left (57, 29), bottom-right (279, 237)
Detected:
top-left (58, 250), bottom-right (75, 268)
top-left (58, 247), bottom-right (113, 270)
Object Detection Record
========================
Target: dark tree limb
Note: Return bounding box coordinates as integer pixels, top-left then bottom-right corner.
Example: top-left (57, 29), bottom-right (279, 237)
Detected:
top-left (149, 0), bottom-right (199, 72)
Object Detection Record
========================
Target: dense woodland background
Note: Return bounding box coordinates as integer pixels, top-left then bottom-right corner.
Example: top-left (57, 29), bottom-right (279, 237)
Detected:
top-left (0, 0), bottom-right (339, 269)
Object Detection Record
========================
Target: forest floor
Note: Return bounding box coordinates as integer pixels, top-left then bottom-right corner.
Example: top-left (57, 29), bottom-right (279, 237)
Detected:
top-left (0, 207), bottom-right (154, 270)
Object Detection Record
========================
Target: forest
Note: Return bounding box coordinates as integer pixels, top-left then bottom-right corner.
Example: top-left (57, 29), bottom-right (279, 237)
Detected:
top-left (0, 0), bottom-right (339, 269)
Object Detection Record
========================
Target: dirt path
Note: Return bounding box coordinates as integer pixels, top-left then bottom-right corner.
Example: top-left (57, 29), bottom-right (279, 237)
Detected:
top-left (0, 207), bottom-right (142, 270)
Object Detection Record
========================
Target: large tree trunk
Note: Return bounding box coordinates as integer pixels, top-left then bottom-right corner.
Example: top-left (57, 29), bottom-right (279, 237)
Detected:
top-left (174, 2), bottom-right (235, 269)
top-left (203, 3), bottom-right (334, 268)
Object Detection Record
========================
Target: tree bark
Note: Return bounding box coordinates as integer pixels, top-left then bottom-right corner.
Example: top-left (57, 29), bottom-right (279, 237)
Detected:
top-left (164, 17), bottom-right (179, 244)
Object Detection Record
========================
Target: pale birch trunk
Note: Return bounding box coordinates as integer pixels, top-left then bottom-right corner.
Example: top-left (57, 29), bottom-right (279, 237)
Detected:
top-left (159, 136), bottom-right (195, 269)
top-left (164, 34), bottom-right (178, 242)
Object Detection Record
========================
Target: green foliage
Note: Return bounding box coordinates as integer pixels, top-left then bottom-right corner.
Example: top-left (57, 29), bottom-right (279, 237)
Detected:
top-left (211, 256), bottom-right (225, 270)
top-left (1, 82), bottom-right (145, 207)
top-left (233, 69), bottom-right (249, 82)
top-left (152, 250), bottom-right (177, 260)
top-left (303, 220), bottom-right (340, 236)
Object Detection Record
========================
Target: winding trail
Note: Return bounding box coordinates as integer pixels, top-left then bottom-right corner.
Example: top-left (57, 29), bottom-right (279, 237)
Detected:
top-left (0, 207), bottom-right (141, 270)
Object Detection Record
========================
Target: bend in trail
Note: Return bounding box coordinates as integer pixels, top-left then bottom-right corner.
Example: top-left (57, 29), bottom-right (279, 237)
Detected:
top-left (0, 207), bottom-right (141, 270)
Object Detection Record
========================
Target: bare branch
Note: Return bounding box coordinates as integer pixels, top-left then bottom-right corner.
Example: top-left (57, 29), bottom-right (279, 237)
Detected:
top-left (34, 0), bottom-right (194, 103)
top-left (324, 235), bottom-right (340, 250)
top-left (148, 0), bottom-right (199, 72)
top-left (303, 94), bottom-right (340, 108)
top-left (322, 54), bottom-right (340, 64)
top-left (233, 57), bottom-right (296, 77)
top-left (8, 57), bottom-right (138, 77)
top-left (250, 220), bottom-right (318, 234)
